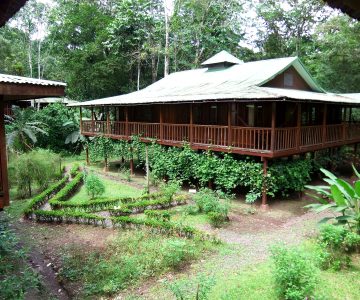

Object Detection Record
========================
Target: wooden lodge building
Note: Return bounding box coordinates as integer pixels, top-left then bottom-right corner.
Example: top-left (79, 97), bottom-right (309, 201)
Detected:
top-left (72, 51), bottom-right (360, 206)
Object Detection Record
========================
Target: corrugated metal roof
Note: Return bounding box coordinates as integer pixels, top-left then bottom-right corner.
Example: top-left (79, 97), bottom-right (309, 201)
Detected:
top-left (339, 93), bottom-right (360, 101)
top-left (0, 73), bottom-right (66, 87)
top-left (201, 50), bottom-right (243, 66)
top-left (20, 97), bottom-right (76, 104)
top-left (69, 53), bottom-right (360, 107)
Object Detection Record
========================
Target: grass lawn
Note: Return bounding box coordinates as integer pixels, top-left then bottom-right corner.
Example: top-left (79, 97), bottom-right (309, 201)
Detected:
top-left (67, 175), bottom-right (142, 204)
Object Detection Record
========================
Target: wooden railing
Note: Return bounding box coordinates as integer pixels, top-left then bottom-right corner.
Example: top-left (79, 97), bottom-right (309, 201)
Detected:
top-left (81, 120), bottom-right (360, 155)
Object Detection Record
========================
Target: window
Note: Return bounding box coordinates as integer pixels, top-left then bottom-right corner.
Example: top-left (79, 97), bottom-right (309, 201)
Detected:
top-left (284, 72), bottom-right (293, 87)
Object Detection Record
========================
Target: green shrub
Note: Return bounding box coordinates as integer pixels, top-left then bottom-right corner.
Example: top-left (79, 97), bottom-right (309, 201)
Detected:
top-left (193, 188), bottom-right (230, 227)
top-left (162, 239), bottom-right (195, 269)
top-left (85, 173), bottom-right (105, 199)
top-left (207, 211), bottom-right (228, 228)
top-left (8, 149), bottom-right (62, 198)
top-left (33, 210), bottom-right (105, 226)
top-left (159, 180), bottom-right (181, 201)
top-left (271, 245), bottom-right (318, 300)
top-left (316, 224), bottom-right (360, 270)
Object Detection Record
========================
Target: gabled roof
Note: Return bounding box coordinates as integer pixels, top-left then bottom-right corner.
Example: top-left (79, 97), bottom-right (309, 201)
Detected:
top-left (201, 50), bottom-right (243, 67)
top-left (69, 52), bottom-right (360, 107)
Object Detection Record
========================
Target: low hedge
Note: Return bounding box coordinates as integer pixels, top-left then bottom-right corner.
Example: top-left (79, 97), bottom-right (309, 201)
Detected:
top-left (50, 197), bottom-right (131, 211)
top-left (111, 216), bottom-right (196, 238)
top-left (49, 172), bottom-right (84, 207)
top-left (145, 209), bottom-right (171, 221)
top-left (108, 196), bottom-right (187, 217)
top-left (23, 175), bottom-right (69, 217)
top-left (32, 210), bottom-right (105, 227)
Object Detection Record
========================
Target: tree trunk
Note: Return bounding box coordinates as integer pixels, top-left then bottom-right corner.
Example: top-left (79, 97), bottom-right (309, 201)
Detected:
top-left (137, 57), bottom-right (141, 91)
top-left (37, 40), bottom-right (42, 79)
top-left (86, 145), bottom-right (90, 166)
top-left (28, 39), bottom-right (33, 77)
top-left (151, 53), bottom-right (157, 83)
top-left (163, 0), bottom-right (170, 76)
top-left (104, 155), bottom-right (109, 172)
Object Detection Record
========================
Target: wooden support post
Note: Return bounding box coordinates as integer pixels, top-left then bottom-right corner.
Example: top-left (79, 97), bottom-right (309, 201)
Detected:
top-left (190, 104), bottom-right (193, 145)
top-left (0, 99), bottom-right (9, 209)
top-left (228, 103), bottom-right (232, 147)
top-left (106, 107), bottom-right (110, 135)
top-left (79, 107), bottom-right (83, 133)
top-left (129, 146), bottom-right (134, 176)
top-left (343, 106), bottom-right (347, 141)
top-left (91, 107), bottom-right (95, 133)
top-left (85, 145), bottom-right (90, 166)
top-left (322, 104), bottom-right (327, 144)
top-left (160, 106), bottom-right (164, 141)
top-left (125, 106), bottom-right (129, 138)
top-left (296, 103), bottom-right (301, 150)
top-left (270, 102), bottom-right (276, 152)
top-left (261, 157), bottom-right (269, 210)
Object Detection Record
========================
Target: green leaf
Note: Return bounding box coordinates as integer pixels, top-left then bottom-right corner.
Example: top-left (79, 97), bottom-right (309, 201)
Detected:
top-left (321, 168), bottom-right (337, 180)
top-left (318, 217), bottom-right (333, 224)
top-left (330, 185), bottom-right (346, 206)
top-left (352, 164), bottom-right (360, 179)
top-left (354, 180), bottom-right (360, 197)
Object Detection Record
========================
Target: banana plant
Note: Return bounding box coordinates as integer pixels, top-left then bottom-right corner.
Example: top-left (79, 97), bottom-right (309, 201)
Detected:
top-left (305, 166), bottom-right (360, 234)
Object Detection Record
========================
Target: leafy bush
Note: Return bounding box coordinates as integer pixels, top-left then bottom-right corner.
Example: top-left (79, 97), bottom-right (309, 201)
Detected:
top-left (8, 149), bottom-right (62, 198)
top-left (85, 173), bottom-right (105, 199)
top-left (159, 180), bottom-right (181, 201)
top-left (162, 239), bottom-right (195, 269)
top-left (207, 211), bottom-right (228, 228)
top-left (305, 167), bottom-right (360, 234)
top-left (193, 188), bottom-right (230, 227)
top-left (271, 245), bottom-right (318, 300)
top-left (33, 210), bottom-right (105, 226)
top-left (316, 224), bottom-right (360, 270)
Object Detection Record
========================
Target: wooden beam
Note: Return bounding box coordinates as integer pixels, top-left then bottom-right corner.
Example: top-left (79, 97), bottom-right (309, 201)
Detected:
top-left (0, 98), bottom-right (9, 209)
top-left (106, 107), bottom-right (110, 135)
top-left (91, 107), bottom-right (95, 133)
top-left (0, 83), bottom-right (65, 99)
top-left (270, 102), bottom-right (276, 151)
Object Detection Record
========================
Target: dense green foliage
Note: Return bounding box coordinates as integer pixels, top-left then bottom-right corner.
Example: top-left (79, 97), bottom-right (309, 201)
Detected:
top-left (1, 0), bottom-right (359, 100)
top-left (84, 173), bottom-right (105, 199)
top-left (0, 218), bottom-right (40, 300)
top-left (271, 245), bottom-right (318, 300)
top-left (306, 168), bottom-right (360, 233)
top-left (316, 224), bottom-right (360, 270)
top-left (8, 149), bottom-right (62, 198)
top-left (59, 231), bottom-right (214, 297)
top-left (49, 172), bottom-right (83, 205)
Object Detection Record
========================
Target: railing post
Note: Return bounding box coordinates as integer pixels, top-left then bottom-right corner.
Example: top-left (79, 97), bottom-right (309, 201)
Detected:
top-left (160, 106), bottom-right (164, 141)
top-left (125, 106), bottom-right (129, 138)
top-left (228, 103), bottom-right (232, 147)
top-left (270, 102), bottom-right (276, 152)
top-left (322, 104), bottom-right (327, 144)
top-left (296, 103), bottom-right (301, 150)
top-left (79, 107), bottom-right (83, 134)
top-left (190, 104), bottom-right (193, 145)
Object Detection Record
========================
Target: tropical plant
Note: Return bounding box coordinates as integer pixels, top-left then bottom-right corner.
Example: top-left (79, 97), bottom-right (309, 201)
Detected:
top-left (305, 167), bottom-right (360, 234)
top-left (85, 173), bottom-right (105, 199)
top-left (5, 107), bottom-right (48, 151)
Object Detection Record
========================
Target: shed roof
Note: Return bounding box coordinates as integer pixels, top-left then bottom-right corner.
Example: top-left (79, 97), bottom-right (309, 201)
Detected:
top-left (69, 53), bottom-right (360, 107)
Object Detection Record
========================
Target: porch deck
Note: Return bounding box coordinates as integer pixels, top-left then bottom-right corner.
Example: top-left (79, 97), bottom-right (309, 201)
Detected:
top-left (81, 120), bottom-right (360, 158)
